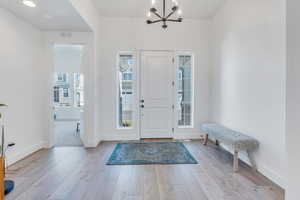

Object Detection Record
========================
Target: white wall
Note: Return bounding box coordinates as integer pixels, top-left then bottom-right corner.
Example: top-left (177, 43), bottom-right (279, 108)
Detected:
top-left (286, 0), bottom-right (300, 199)
top-left (98, 18), bottom-right (211, 141)
top-left (211, 0), bottom-right (286, 187)
top-left (0, 0), bottom-right (101, 150)
top-left (69, 0), bottom-right (101, 146)
top-left (54, 44), bottom-right (82, 72)
top-left (0, 8), bottom-right (48, 165)
top-left (70, 0), bottom-right (101, 32)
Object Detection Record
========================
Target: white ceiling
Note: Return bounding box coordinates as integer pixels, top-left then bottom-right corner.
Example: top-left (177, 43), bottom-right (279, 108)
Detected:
top-left (0, 0), bottom-right (225, 31)
top-left (0, 0), bottom-right (91, 31)
top-left (92, 0), bottom-right (226, 19)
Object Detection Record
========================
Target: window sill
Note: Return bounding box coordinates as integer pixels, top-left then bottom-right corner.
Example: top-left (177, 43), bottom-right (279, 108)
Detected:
top-left (178, 126), bottom-right (194, 129)
top-left (117, 127), bottom-right (134, 130)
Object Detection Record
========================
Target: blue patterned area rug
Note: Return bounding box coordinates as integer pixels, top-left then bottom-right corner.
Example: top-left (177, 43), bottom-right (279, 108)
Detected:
top-left (107, 142), bottom-right (198, 165)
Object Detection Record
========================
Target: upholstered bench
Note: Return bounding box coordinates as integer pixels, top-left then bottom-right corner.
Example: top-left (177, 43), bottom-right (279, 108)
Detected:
top-left (201, 123), bottom-right (259, 172)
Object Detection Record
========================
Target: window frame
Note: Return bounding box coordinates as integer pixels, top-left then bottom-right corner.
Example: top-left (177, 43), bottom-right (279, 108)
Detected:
top-left (73, 73), bottom-right (84, 108)
top-left (116, 51), bottom-right (136, 130)
top-left (175, 52), bottom-right (194, 129)
top-left (63, 88), bottom-right (69, 98)
top-left (54, 86), bottom-right (60, 103)
top-left (56, 72), bottom-right (68, 83)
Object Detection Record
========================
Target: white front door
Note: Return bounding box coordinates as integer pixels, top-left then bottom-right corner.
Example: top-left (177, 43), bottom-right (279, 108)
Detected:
top-left (140, 51), bottom-right (175, 138)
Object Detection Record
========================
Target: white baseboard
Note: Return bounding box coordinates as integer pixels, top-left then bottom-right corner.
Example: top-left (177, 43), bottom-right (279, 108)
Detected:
top-left (219, 143), bottom-right (286, 188)
top-left (6, 141), bottom-right (47, 166)
top-left (102, 132), bottom-right (203, 141)
top-left (102, 133), bottom-right (139, 141)
top-left (84, 139), bottom-right (100, 148)
top-left (174, 132), bottom-right (204, 140)
top-left (257, 163), bottom-right (287, 189)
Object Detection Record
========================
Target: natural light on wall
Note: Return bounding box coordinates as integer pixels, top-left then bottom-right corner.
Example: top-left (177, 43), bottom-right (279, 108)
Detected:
top-left (22, 0), bottom-right (36, 8)
top-left (177, 55), bottom-right (193, 127)
top-left (118, 55), bottom-right (134, 128)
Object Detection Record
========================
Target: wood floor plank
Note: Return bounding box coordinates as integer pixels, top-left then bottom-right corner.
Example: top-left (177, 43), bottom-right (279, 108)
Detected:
top-left (156, 165), bottom-right (192, 200)
top-left (178, 165), bottom-right (209, 200)
top-left (143, 165), bottom-right (160, 200)
top-left (5, 140), bottom-right (284, 200)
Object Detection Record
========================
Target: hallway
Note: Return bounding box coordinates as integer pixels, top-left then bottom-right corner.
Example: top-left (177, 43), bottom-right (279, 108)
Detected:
top-left (54, 120), bottom-right (83, 146)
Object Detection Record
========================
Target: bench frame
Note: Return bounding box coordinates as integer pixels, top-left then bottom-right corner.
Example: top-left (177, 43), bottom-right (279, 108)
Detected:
top-left (204, 134), bottom-right (257, 172)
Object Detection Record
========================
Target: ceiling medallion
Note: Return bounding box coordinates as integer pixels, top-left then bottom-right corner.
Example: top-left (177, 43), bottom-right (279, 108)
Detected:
top-left (146, 0), bottom-right (183, 29)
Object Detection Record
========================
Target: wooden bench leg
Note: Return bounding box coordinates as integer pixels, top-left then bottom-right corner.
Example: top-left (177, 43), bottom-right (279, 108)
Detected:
top-left (247, 150), bottom-right (257, 171)
top-left (203, 134), bottom-right (208, 145)
top-left (233, 150), bottom-right (239, 172)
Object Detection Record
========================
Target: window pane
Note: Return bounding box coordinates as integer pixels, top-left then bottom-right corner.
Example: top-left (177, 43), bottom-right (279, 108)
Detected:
top-left (177, 55), bottom-right (193, 127)
top-left (118, 55), bottom-right (134, 128)
top-left (74, 73), bottom-right (84, 107)
top-left (54, 73), bottom-right (72, 107)
top-left (63, 88), bottom-right (69, 97)
top-left (54, 86), bottom-right (60, 103)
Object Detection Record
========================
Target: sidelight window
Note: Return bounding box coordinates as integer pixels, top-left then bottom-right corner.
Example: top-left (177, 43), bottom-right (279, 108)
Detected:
top-left (177, 54), bottom-right (194, 128)
top-left (117, 54), bottom-right (134, 128)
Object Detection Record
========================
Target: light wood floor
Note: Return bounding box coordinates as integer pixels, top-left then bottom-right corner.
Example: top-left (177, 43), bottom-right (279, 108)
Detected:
top-left (5, 140), bottom-right (284, 200)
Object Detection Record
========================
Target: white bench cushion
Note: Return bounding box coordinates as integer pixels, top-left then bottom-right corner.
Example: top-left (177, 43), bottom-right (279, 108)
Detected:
top-left (201, 123), bottom-right (259, 151)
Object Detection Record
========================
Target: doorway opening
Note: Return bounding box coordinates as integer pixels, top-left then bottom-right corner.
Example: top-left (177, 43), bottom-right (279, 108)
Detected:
top-left (52, 44), bottom-right (85, 147)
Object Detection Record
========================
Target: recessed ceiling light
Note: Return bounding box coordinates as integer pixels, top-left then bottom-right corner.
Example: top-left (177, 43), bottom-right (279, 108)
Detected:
top-left (22, 0), bottom-right (36, 8)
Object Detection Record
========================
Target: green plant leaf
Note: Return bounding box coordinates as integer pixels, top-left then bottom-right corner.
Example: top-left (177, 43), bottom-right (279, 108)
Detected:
top-left (0, 104), bottom-right (6, 119)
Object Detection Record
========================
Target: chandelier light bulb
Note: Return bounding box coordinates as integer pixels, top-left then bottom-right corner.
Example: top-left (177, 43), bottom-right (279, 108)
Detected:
top-left (177, 9), bottom-right (182, 16)
top-left (146, 0), bottom-right (183, 29)
top-left (172, 0), bottom-right (179, 6)
top-left (22, 0), bottom-right (36, 8)
top-left (151, 0), bottom-right (156, 6)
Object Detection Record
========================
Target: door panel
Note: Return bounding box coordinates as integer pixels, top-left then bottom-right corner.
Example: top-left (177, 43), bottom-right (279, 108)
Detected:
top-left (140, 51), bottom-right (174, 138)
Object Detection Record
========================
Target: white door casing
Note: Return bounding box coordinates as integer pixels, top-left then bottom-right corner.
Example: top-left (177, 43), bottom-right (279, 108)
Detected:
top-left (140, 51), bottom-right (175, 138)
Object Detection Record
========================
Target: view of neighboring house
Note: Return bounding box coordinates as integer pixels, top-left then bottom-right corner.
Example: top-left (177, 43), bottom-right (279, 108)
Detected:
top-left (54, 72), bottom-right (84, 109)
top-left (178, 55), bottom-right (192, 127)
top-left (118, 55), bottom-right (134, 127)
